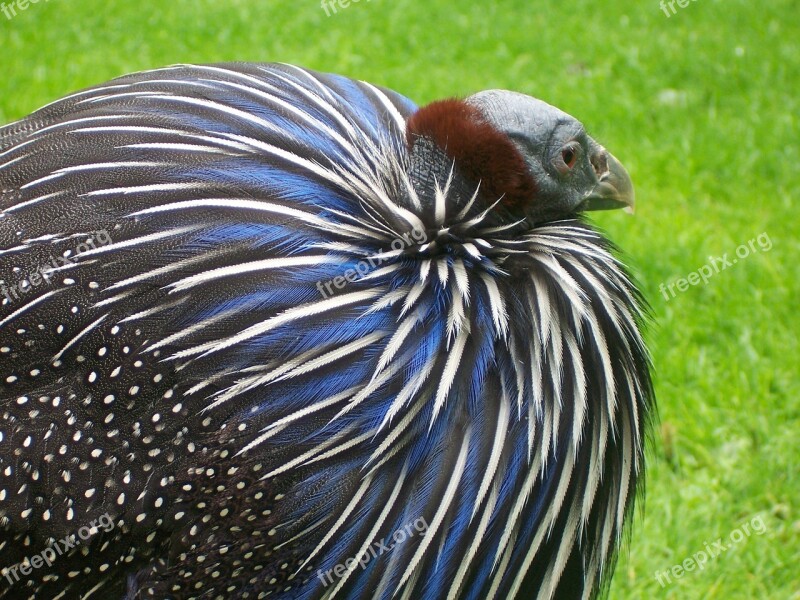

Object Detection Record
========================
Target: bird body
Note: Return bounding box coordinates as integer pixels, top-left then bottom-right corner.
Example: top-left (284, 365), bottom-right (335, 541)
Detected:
top-left (0, 63), bottom-right (653, 599)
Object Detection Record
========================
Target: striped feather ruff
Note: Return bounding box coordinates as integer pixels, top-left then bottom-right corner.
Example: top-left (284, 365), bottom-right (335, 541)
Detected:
top-left (0, 63), bottom-right (653, 599)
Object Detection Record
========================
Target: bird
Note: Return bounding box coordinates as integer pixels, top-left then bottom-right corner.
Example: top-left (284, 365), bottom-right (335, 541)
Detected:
top-left (0, 62), bottom-right (654, 600)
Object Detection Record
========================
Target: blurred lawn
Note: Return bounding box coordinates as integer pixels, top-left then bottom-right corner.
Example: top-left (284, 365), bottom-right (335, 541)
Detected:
top-left (1, 0), bottom-right (798, 598)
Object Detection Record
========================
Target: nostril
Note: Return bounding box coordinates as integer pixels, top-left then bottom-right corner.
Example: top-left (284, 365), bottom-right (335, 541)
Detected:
top-left (590, 149), bottom-right (609, 178)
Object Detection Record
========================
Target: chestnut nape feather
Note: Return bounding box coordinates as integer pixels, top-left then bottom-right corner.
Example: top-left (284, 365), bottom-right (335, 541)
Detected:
top-left (406, 98), bottom-right (538, 210)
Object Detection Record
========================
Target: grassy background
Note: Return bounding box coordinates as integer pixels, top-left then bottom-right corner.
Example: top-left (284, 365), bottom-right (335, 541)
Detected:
top-left (1, 0), bottom-right (797, 597)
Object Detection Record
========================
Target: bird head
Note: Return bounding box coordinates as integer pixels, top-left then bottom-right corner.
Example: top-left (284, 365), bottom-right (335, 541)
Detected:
top-left (406, 90), bottom-right (635, 224)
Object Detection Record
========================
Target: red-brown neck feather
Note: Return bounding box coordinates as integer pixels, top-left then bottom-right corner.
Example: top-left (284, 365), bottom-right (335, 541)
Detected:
top-left (406, 99), bottom-right (537, 210)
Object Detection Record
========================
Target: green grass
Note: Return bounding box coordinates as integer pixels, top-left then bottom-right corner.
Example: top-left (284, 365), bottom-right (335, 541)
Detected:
top-left (2, 0), bottom-right (798, 597)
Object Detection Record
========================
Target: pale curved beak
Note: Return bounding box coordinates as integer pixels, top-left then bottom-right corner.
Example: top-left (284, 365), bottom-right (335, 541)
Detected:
top-left (579, 147), bottom-right (636, 214)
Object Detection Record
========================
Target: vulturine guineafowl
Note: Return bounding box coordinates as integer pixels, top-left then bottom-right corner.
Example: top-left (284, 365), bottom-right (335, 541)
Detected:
top-left (0, 63), bottom-right (653, 600)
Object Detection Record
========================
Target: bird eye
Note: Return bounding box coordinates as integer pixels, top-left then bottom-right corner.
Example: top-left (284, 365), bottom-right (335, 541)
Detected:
top-left (562, 147), bottom-right (577, 169)
top-left (553, 142), bottom-right (582, 175)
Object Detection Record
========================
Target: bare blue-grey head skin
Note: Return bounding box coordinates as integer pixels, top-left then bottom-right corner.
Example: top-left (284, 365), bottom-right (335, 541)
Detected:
top-left (0, 63), bottom-right (653, 600)
top-left (466, 89), bottom-right (635, 221)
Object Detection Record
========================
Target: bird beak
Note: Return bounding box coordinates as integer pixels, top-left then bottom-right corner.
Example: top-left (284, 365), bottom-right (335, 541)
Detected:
top-left (578, 147), bottom-right (636, 214)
